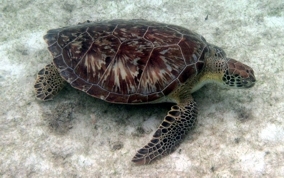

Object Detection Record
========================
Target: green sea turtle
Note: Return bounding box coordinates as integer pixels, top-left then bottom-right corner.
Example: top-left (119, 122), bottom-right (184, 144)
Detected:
top-left (34, 19), bottom-right (256, 165)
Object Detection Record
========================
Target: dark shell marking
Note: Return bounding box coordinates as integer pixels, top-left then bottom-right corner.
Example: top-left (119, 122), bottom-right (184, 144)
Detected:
top-left (44, 19), bottom-right (207, 103)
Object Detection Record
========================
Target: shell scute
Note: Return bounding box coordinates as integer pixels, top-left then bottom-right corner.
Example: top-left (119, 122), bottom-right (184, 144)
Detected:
top-left (106, 92), bottom-right (129, 103)
top-left (44, 19), bottom-right (208, 103)
top-left (128, 93), bottom-right (148, 103)
top-left (60, 68), bottom-right (77, 83)
top-left (63, 32), bottom-right (94, 69)
top-left (144, 26), bottom-right (182, 47)
top-left (178, 65), bottom-right (197, 83)
top-left (74, 35), bottom-right (120, 84)
top-left (147, 92), bottom-right (164, 102)
top-left (44, 33), bottom-right (58, 46)
top-left (56, 25), bottom-right (90, 47)
top-left (71, 78), bottom-right (92, 92)
top-left (87, 23), bottom-right (117, 39)
top-left (113, 24), bottom-right (148, 41)
top-left (137, 45), bottom-right (185, 94)
top-left (167, 24), bottom-right (196, 35)
top-left (178, 34), bottom-right (206, 65)
top-left (47, 44), bottom-right (62, 57)
top-left (98, 38), bottom-right (153, 94)
top-left (162, 80), bottom-right (179, 96)
top-left (195, 61), bottom-right (205, 74)
top-left (86, 85), bottom-right (109, 99)
top-left (53, 55), bottom-right (67, 70)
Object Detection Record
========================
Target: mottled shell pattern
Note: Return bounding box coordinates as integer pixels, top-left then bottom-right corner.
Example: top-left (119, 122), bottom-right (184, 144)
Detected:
top-left (44, 19), bottom-right (207, 103)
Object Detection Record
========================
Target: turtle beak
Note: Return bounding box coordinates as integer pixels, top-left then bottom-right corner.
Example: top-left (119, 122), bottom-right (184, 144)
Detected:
top-left (243, 70), bottom-right (256, 88)
top-left (239, 61), bottom-right (256, 88)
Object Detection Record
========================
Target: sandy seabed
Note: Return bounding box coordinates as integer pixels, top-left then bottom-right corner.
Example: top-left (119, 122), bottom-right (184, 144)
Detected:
top-left (0, 0), bottom-right (284, 177)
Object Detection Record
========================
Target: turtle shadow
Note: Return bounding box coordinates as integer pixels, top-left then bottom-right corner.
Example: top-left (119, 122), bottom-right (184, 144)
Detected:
top-left (42, 84), bottom-right (172, 136)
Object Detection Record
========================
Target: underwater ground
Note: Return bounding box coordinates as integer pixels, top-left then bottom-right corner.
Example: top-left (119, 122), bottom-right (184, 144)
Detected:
top-left (0, 0), bottom-right (283, 177)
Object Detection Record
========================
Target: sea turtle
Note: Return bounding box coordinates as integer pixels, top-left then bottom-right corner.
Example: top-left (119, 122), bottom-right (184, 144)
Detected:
top-left (34, 19), bottom-right (256, 165)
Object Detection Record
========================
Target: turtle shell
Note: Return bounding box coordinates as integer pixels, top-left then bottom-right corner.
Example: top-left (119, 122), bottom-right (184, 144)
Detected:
top-left (44, 19), bottom-right (207, 103)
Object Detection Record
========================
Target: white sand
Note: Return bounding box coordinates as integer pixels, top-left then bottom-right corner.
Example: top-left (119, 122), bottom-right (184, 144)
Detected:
top-left (0, 0), bottom-right (283, 177)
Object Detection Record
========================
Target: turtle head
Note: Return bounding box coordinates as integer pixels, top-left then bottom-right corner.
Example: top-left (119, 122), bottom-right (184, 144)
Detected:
top-left (222, 58), bottom-right (256, 88)
top-left (195, 45), bottom-right (256, 92)
top-left (201, 45), bottom-right (256, 90)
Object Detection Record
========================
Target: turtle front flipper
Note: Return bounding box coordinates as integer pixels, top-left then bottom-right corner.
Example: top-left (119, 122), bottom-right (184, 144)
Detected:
top-left (34, 63), bottom-right (65, 101)
top-left (132, 98), bottom-right (198, 165)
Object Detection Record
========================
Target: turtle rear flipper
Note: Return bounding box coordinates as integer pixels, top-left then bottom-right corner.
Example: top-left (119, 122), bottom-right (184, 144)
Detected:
top-left (132, 97), bottom-right (198, 165)
top-left (34, 63), bottom-right (65, 101)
